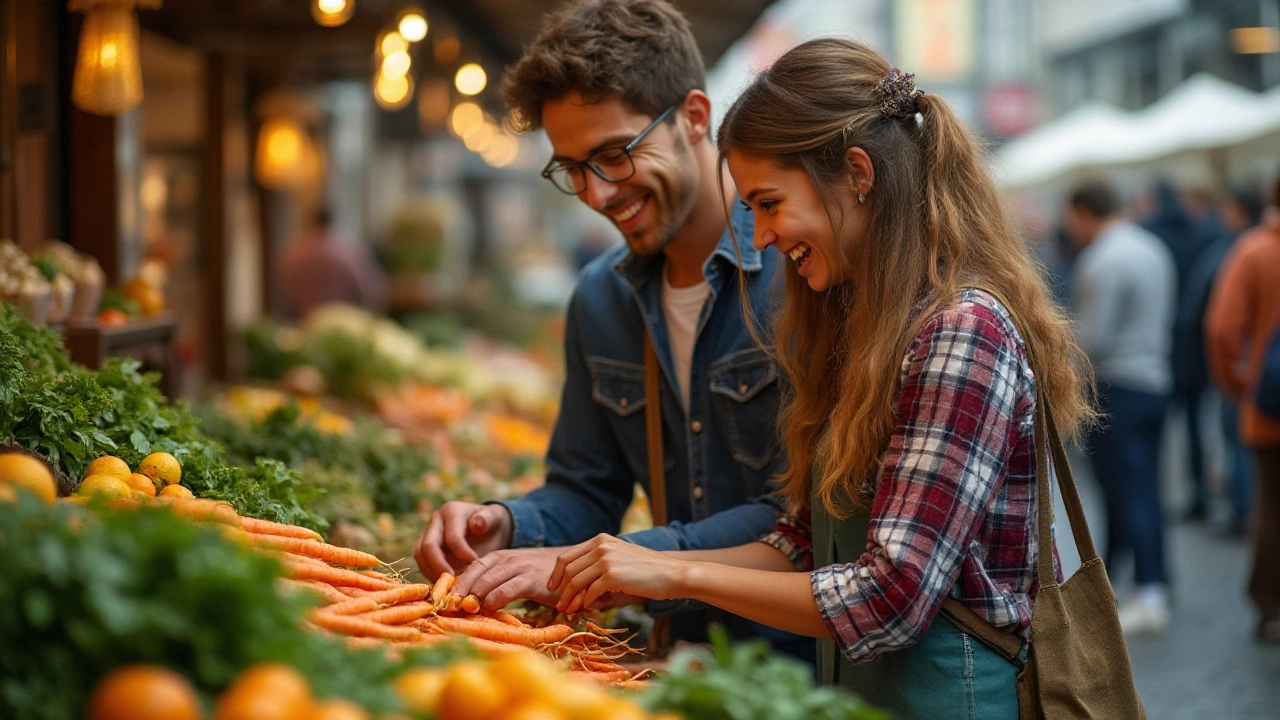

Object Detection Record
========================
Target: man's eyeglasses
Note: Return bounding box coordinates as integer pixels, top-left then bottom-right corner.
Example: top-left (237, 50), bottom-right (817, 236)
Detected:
top-left (540, 103), bottom-right (679, 195)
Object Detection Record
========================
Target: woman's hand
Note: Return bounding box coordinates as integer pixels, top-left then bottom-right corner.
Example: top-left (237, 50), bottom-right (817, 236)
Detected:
top-left (548, 534), bottom-right (689, 614)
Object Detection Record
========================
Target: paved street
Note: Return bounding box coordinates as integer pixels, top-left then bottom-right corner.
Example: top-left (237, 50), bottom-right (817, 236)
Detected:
top-left (1058, 440), bottom-right (1280, 720)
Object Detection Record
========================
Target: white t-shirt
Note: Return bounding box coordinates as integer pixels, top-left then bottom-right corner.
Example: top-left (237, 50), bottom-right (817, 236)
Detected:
top-left (661, 269), bottom-right (712, 408)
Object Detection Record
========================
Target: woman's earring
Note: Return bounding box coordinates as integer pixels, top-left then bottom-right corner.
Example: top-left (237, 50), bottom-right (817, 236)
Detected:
top-left (857, 192), bottom-right (865, 204)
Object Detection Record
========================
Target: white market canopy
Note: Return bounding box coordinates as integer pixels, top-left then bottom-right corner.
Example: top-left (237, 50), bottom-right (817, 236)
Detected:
top-left (994, 73), bottom-right (1280, 189)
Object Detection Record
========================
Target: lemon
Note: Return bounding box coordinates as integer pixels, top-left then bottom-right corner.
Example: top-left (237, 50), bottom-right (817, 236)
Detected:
top-left (138, 452), bottom-right (181, 487)
top-left (75, 474), bottom-right (132, 499)
top-left (85, 455), bottom-right (131, 481)
top-left (158, 484), bottom-right (194, 499)
top-left (0, 452), bottom-right (58, 504)
top-left (393, 669), bottom-right (447, 714)
top-left (126, 473), bottom-right (157, 497)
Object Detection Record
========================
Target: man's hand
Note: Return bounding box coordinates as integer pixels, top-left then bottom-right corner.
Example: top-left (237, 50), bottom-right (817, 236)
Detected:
top-left (451, 546), bottom-right (564, 611)
top-left (452, 546), bottom-right (647, 612)
top-left (413, 501), bottom-right (513, 580)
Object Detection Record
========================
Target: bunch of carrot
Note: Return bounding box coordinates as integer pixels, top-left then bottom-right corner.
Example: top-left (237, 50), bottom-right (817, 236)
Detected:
top-left (243, 516), bottom-right (646, 687)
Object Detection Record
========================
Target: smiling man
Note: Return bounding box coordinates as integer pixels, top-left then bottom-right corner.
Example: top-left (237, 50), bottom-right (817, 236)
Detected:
top-left (412, 0), bottom-right (809, 662)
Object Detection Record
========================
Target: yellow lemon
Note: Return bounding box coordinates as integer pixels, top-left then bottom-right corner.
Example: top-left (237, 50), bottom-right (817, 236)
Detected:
top-left (85, 455), bottom-right (131, 481)
top-left (488, 651), bottom-right (560, 703)
top-left (158, 484), bottom-right (194, 499)
top-left (138, 452), bottom-right (181, 487)
top-left (0, 452), bottom-right (57, 504)
top-left (126, 473), bottom-right (157, 497)
top-left (75, 474), bottom-right (132, 499)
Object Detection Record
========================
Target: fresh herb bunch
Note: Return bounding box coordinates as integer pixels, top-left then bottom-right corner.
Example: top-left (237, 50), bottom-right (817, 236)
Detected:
top-left (643, 626), bottom-right (891, 720)
top-left (0, 496), bottom-right (467, 719)
top-left (0, 303), bottom-right (324, 530)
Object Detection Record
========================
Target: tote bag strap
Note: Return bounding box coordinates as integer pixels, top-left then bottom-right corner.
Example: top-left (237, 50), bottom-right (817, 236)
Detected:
top-left (643, 331), bottom-right (671, 654)
top-left (941, 287), bottom-right (1101, 661)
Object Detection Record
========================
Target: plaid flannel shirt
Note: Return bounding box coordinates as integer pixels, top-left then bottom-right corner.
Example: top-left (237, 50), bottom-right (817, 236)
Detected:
top-left (762, 288), bottom-right (1051, 664)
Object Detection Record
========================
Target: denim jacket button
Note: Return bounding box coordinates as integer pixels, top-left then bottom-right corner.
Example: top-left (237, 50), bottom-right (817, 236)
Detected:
top-left (693, 485), bottom-right (704, 500)
top-left (690, 420), bottom-right (703, 433)
top-left (619, 397), bottom-right (629, 408)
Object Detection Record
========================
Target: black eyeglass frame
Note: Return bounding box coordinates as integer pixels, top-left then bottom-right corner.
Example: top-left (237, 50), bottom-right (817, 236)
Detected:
top-left (540, 103), bottom-right (680, 195)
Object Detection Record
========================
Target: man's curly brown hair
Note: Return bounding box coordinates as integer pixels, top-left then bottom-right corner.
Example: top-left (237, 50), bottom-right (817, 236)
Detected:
top-left (501, 0), bottom-right (704, 132)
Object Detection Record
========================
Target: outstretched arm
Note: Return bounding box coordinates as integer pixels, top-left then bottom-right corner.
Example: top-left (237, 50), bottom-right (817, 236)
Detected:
top-left (548, 535), bottom-right (828, 638)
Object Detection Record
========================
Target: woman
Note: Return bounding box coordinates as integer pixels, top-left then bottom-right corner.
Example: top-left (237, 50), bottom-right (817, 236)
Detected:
top-left (544, 38), bottom-right (1094, 717)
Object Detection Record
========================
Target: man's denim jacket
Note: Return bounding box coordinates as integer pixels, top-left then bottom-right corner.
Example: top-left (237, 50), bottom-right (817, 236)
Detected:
top-left (494, 204), bottom-right (788, 618)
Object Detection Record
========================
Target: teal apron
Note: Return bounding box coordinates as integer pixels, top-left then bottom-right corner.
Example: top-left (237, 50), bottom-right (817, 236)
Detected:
top-left (812, 494), bottom-right (1021, 720)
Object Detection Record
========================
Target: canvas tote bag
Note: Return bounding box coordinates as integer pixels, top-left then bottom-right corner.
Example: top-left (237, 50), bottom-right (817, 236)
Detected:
top-left (940, 290), bottom-right (1147, 720)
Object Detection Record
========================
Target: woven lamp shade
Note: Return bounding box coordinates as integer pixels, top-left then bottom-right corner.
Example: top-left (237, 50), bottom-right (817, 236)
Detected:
top-left (71, 7), bottom-right (143, 116)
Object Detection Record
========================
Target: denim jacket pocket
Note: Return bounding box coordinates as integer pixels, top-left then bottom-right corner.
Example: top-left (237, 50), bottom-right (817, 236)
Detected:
top-left (585, 356), bottom-right (674, 475)
top-left (709, 348), bottom-right (781, 471)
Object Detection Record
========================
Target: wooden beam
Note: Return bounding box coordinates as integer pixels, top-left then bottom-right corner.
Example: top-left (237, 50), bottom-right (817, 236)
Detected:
top-left (203, 52), bottom-right (228, 380)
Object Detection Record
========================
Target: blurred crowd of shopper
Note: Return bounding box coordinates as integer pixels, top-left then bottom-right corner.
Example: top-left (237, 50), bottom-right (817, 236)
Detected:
top-left (1058, 172), bottom-right (1280, 644)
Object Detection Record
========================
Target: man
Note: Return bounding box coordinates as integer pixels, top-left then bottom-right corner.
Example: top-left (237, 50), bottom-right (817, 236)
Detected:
top-left (276, 207), bottom-right (386, 320)
top-left (1205, 175), bottom-right (1280, 644)
top-left (413, 0), bottom-right (807, 661)
top-left (1066, 180), bottom-right (1177, 636)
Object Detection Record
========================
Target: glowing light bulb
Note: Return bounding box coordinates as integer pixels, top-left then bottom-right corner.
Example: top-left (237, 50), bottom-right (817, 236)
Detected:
top-left (454, 63), bottom-right (486, 96)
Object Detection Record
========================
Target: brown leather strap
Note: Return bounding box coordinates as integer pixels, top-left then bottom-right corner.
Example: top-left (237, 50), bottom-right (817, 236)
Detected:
top-left (940, 597), bottom-right (1025, 666)
top-left (643, 331), bottom-right (670, 654)
top-left (643, 332), bottom-right (667, 528)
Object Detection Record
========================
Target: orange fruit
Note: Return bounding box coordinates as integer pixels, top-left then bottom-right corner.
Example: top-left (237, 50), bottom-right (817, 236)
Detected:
top-left (0, 452), bottom-right (57, 504)
top-left (437, 662), bottom-right (506, 720)
top-left (393, 668), bottom-right (447, 714)
top-left (75, 474), bottom-right (132, 499)
top-left (311, 699), bottom-right (371, 720)
top-left (551, 682), bottom-right (613, 720)
top-left (138, 452), bottom-right (181, 487)
top-left (158, 484), bottom-right (194, 499)
top-left (85, 455), bottom-right (131, 481)
top-left (88, 665), bottom-right (202, 720)
top-left (97, 308), bottom-right (129, 326)
top-left (126, 472), bottom-right (157, 496)
top-left (505, 702), bottom-right (569, 720)
top-left (488, 651), bottom-right (560, 703)
top-left (216, 663), bottom-right (312, 720)
top-left (124, 278), bottom-right (165, 316)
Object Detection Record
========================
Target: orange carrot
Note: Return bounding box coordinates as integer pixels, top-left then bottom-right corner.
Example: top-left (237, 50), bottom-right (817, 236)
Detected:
top-left (430, 573), bottom-right (455, 605)
top-left (355, 601), bottom-right (436, 625)
top-left (355, 584), bottom-right (433, 607)
top-left (283, 558), bottom-right (397, 591)
top-left (459, 595), bottom-right (481, 614)
top-left (571, 669), bottom-right (632, 684)
top-left (324, 597), bottom-right (379, 616)
top-left (282, 579), bottom-right (348, 605)
top-left (485, 609), bottom-right (526, 627)
top-left (240, 516), bottom-right (323, 542)
top-left (311, 612), bottom-right (424, 642)
top-left (251, 534), bottom-right (382, 568)
top-left (335, 586), bottom-right (368, 598)
top-left (433, 615), bottom-right (575, 646)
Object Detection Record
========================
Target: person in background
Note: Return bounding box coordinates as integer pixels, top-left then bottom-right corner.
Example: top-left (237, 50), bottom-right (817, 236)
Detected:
top-left (1142, 180), bottom-right (1214, 520)
top-left (1183, 187), bottom-right (1264, 536)
top-left (1067, 180), bottom-right (1177, 636)
top-left (276, 207), bottom-right (386, 321)
top-left (1205, 174), bottom-right (1280, 644)
top-left (412, 0), bottom-right (809, 664)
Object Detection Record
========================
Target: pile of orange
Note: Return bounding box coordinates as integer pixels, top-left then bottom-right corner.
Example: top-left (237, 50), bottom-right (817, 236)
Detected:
top-left (75, 452), bottom-right (187, 501)
top-left (0, 451), bottom-right (58, 504)
top-left (88, 663), bottom-right (373, 720)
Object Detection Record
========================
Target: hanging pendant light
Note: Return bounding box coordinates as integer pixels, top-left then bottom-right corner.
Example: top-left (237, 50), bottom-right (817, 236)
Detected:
top-left (68, 0), bottom-right (161, 117)
top-left (312, 0), bottom-right (355, 28)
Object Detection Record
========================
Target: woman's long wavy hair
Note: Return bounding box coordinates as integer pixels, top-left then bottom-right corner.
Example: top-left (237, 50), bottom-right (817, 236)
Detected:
top-left (718, 38), bottom-right (1095, 516)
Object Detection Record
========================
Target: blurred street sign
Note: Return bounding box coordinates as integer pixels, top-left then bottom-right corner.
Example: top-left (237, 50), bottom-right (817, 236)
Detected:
top-left (983, 82), bottom-right (1039, 137)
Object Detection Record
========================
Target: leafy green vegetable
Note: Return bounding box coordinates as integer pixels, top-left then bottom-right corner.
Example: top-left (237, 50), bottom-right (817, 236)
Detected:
top-left (643, 626), bottom-right (891, 720)
top-left (0, 303), bottom-right (324, 530)
top-left (0, 495), bottom-right (468, 719)
top-left (197, 402), bottom-right (432, 517)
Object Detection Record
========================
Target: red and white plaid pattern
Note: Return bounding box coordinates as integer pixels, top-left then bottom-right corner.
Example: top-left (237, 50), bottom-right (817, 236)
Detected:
top-left (762, 289), bottom-right (1053, 664)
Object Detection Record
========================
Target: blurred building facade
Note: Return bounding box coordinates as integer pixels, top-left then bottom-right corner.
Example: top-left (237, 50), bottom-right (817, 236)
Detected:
top-left (1044, 0), bottom-right (1280, 114)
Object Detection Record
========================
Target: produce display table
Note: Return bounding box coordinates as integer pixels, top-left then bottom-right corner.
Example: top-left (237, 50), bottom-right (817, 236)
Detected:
top-left (62, 313), bottom-right (181, 397)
